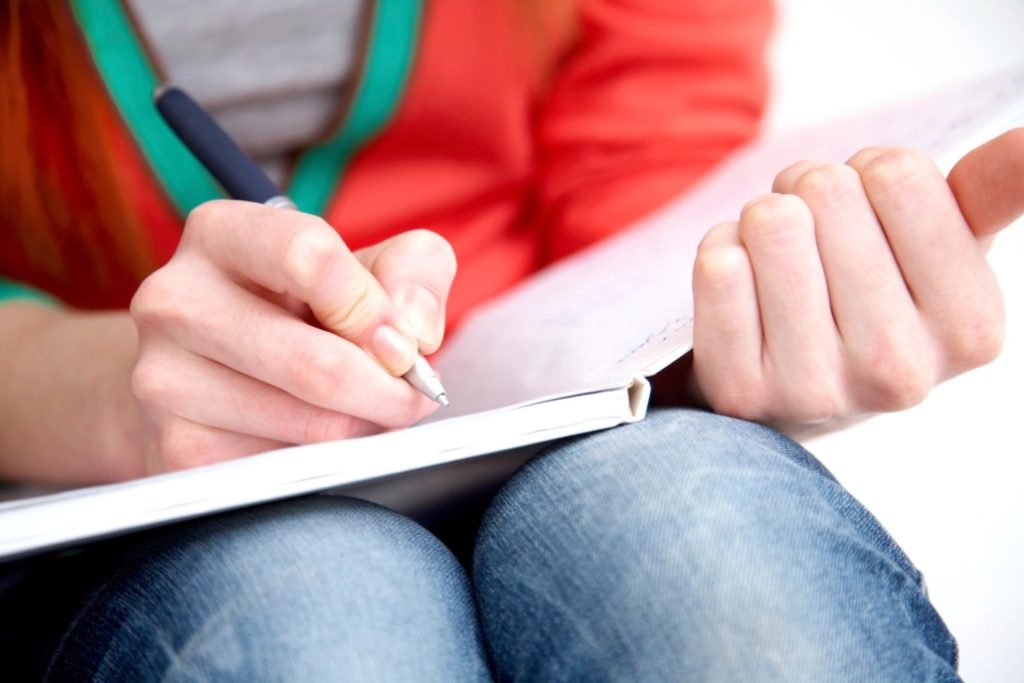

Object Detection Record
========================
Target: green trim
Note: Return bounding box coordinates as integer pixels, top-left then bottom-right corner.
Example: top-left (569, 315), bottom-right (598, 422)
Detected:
top-left (0, 279), bottom-right (61, 307)
top-left (287, 0), bottom-right (424, 215)
top-left (71, 0), bottom-right (422, 218)
top-left (70, 0), bottom-right (223, 215)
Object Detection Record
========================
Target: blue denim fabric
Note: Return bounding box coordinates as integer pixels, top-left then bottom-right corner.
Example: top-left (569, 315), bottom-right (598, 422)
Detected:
top-left (36, 497), bottom-right (492, 682)
top-left (2, 409), bottom-right (959, 681)
top-left (474, 409), bottom-right (960, 682)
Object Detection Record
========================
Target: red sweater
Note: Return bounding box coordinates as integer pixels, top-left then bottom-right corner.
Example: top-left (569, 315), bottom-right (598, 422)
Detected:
top-left (1, 0), bottom-right (772, 326)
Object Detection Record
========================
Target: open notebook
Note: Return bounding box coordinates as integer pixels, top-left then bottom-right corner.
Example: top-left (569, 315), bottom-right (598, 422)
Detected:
top-left (2, 66), bottom-right (1022, 561)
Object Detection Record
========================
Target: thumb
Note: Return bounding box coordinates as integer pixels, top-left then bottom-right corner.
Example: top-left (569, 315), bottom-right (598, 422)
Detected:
top-left (356, 229), bottom-right (458, 355)
top-left (948, 127), bottom-right (1024, 238)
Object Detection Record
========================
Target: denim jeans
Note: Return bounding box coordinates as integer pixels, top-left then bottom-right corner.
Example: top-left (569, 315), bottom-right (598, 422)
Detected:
top-left (0, 409), bottom-right (959, 681)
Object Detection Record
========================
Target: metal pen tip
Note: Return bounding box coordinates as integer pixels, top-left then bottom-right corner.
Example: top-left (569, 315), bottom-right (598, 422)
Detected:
top-left (403, 355), bottom-right (449, 407)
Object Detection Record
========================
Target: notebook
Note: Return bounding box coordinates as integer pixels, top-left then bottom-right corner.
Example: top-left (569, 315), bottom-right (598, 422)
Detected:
top-left (2, 66), bottom-right (1022, 561)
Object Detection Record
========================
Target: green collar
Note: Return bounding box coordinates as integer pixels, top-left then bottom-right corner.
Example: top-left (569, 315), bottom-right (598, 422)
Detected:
top-left (70, 0), bottom-right (423, 218)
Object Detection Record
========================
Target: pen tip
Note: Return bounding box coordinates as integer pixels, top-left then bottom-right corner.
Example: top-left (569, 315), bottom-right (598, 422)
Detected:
top-left (437, 393), bottom-right (450, 408)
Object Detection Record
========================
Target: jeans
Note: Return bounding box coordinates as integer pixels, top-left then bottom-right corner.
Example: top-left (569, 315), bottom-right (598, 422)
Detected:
top-left (0, 409), bottom-right (959, 681)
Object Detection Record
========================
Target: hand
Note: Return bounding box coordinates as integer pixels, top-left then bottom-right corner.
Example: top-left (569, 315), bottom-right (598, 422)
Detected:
top-left (690, 128), bottom-right (1024, 425)
top-left (130, 200), bottom-right (456, 472)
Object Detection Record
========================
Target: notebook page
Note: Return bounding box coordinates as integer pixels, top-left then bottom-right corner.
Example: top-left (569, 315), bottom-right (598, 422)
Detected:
top-left (432, 66), bottom-right (1024, 419)
top-left (0, 385), bottom-right (637, 558)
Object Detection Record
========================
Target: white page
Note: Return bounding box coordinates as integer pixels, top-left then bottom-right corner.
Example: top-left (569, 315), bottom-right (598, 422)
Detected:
top-left (432, 65), bottom-right (1024, 418)
top-left (0, 385), bottom-right (641, 559)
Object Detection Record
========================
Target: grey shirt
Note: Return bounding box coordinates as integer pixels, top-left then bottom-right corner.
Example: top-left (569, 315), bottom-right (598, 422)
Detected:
top-left (130, 0), bottom-right (365, 183)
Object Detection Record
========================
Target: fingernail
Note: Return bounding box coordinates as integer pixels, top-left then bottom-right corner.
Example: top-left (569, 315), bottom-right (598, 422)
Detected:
top-left (371, 325), bottom-right (417, 374)
top-left (396, 287), bottom-right (441, 346)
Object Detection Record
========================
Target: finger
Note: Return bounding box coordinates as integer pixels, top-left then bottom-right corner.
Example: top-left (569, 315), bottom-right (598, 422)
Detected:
top-left (948, 127), bottom-right (1024, 237)
top-left (784, 163), bottom-right (935, 410)
top-left (691, 221), bottom-right (765, 417)
top-left (848, 147), bottom-right (1005, 371)
top-left (771, 159), bottom-right (826, 194)
top-left (132, 263), bottom-right (436, 429)
top-left (738, 194), bottom-right (845, 419)
top-left (182, 200), bottom-right (419, 375)
top-left (149, 416), bottom-right (287, 472)
top-left (132, 342), bottom-right (383, 445)
top-left (356, 230), bottom-right (457, 354)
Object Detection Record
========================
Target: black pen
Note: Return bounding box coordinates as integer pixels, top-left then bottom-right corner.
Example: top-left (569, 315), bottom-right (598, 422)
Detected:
top-left (154, 85), bottom-right (449, 407)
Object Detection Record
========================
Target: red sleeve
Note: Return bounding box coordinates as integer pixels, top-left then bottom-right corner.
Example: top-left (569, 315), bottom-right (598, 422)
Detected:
top-left (538, 0), bottom-right (774, 262)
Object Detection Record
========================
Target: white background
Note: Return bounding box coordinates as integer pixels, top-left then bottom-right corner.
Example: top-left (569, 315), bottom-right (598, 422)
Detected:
top-left (767, 1), bottom-right (1024, 680)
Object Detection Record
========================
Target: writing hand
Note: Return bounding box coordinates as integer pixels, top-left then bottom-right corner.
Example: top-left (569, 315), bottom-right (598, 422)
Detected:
top-left (690, 128), bottom-right (1024, 425)
top-left (129, 200), bottom-right (456, 471)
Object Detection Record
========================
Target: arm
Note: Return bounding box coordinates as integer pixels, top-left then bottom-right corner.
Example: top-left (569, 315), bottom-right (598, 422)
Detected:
top-left (0, 303), bottom-right (144, 483)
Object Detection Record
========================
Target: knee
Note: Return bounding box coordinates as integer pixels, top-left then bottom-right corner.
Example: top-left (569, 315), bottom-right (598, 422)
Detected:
top-left (474, 410), bottom-right (949, 680)
top-left (157, 496), bottom-right (464, 610)
top-left (477, 409), bottom-right (843, 562)
top-left (474, 408), bottom-right (844, 614)
top-left (53, 497), bottom-right (489, 681)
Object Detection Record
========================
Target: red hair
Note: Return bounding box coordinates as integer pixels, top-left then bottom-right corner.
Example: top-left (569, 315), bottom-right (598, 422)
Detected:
top-left (1, 0), bottom-right (163, 304)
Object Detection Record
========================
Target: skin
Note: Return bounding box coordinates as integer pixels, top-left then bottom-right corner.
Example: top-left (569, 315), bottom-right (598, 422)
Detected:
top-left (0, 129), bottom-right (1021, 484)
top-left (691, 128), bottom-right (1024, 424)
top-left (0, 214), bottom-right (456, 483)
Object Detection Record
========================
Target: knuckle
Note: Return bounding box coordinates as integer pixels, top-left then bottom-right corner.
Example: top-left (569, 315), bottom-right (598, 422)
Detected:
top-left (432, 237), bottom-right (458, 281)
top-left (700, 220), bottom-right (737, 243)
top-left (739, 193), bottom-right (811, 242)
top-left (846, 145), bottom-right (890, 167)
top-left (859, 148), bottom-right (936, 191)
top-left (772, 159), bottom-right (816, 192)
top-left (402, 229), bottom-right (457, 267)
top-left (695, 221), bottom-right (737, 256)
top-left (868, 369), bottom-right (931, 412)
top-left (130, 359), bottom-right (173, 409)
top-left (323, 276), bottom-right (382, 334)
top-left (740, 193), bottom-right (788, 223)
top-left (157, 423), bottom-right (213, 472)
top-left (378, 229), bottom-right (458, 286)
top-left (852, 337), bottom-right (934, 412)
top-left (182, 200), bottom-right (232, 244)
top-left (130, 271), bottom-right (187, 329)
top-left (943, 302), bottom-right (1006, 370)
top-left (791, 164), bottom-right (860, 204)
top-left (282, 219), bottom-right (342, 294)
top-left (693, 240), bottom-right (748, 289)
top-left (292, 344), bottom-right (351, 405)
top-left (128, 275), bottom-right (159, 323)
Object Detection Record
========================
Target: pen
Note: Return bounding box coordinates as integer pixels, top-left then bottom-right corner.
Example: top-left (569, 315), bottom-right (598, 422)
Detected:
top-left (154, 85), bottom-right (449, 407)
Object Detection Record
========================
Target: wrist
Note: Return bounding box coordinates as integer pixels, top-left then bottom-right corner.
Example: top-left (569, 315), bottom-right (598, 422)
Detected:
top-left (69, 311), bottom-right (149, 481)
top-left (0, 306), bottom-right (147, 483)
